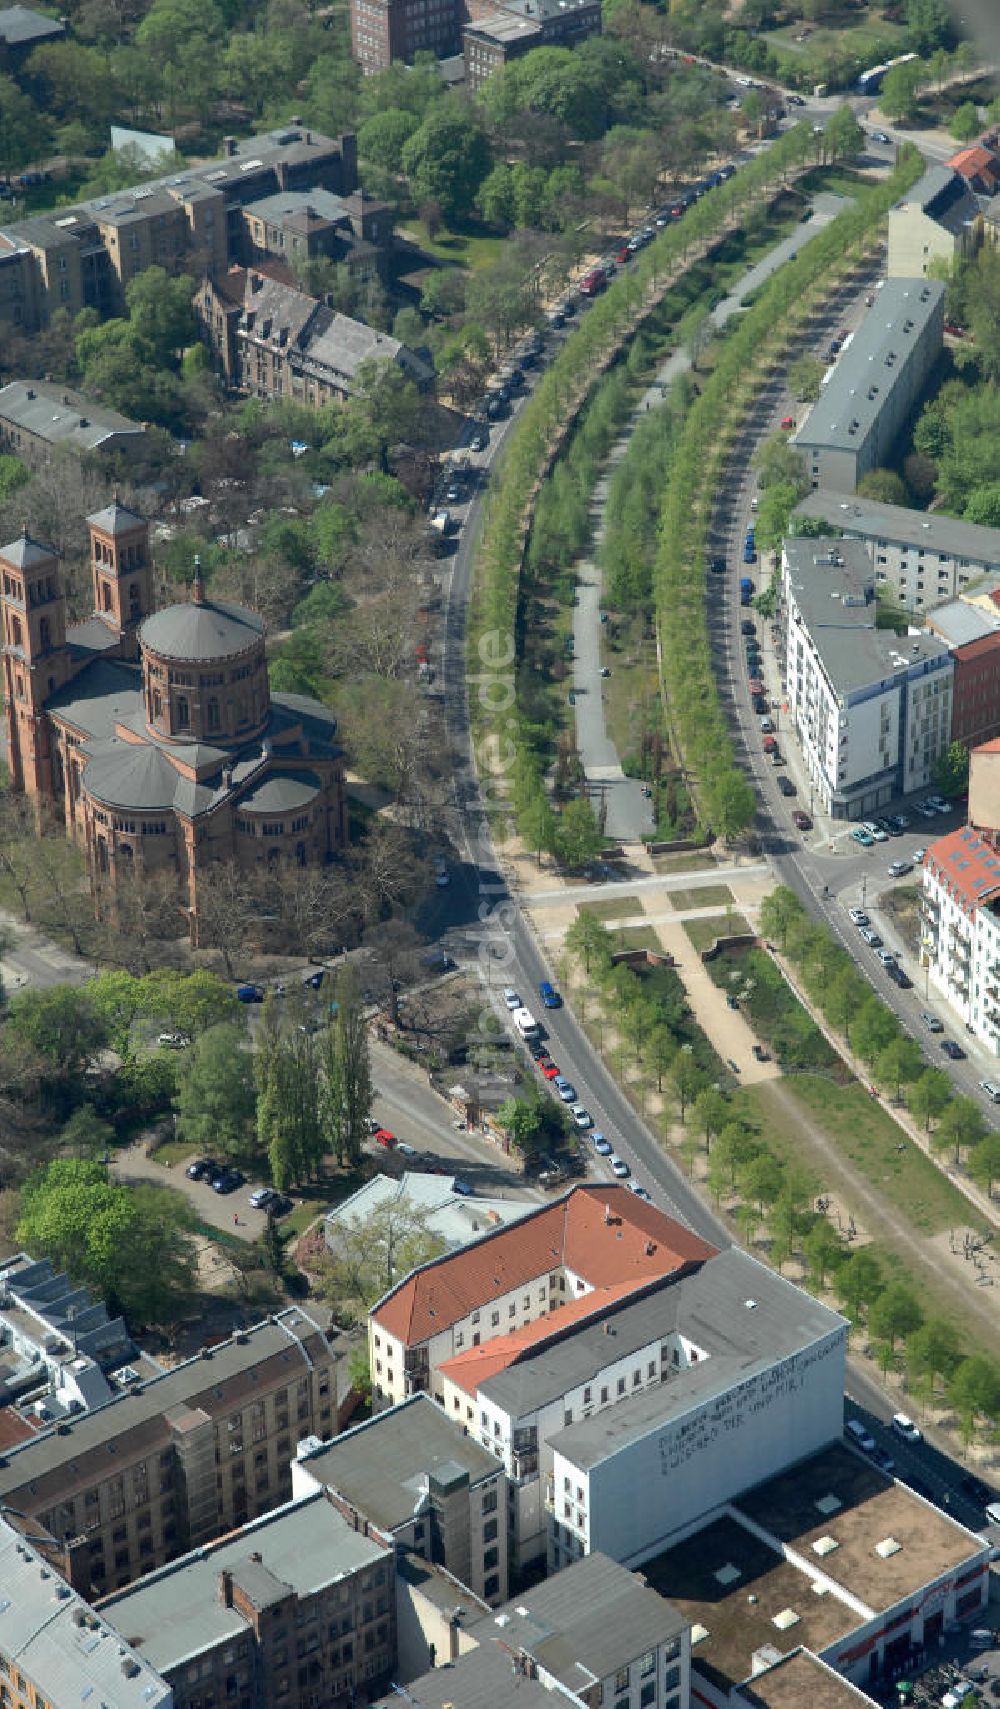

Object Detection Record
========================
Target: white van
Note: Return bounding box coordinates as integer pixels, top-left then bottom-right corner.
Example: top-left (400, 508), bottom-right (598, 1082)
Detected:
top-left (512, 1007), bottom-right (541, 1040)
top-left (846, 1419), bottom-right (875, 1453)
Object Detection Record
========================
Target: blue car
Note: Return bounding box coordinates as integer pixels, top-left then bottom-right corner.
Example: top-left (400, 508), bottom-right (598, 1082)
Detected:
top-left (539, 981), bottom-right (562, 1009)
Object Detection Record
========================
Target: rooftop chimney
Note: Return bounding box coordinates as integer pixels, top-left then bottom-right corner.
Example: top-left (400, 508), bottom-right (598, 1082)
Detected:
top-left (192, 554), bottom-right (205, 606)
top-left (219, 1569), bottom-right (233, 1607)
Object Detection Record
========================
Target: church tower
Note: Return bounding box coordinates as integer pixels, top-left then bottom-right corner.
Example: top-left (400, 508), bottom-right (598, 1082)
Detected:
top-left (0, 528), bottom-right (71, 802)
top-left (87, 499), bottom-right (154, 661)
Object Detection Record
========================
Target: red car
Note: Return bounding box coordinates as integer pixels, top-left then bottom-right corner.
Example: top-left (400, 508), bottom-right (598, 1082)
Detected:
top-left (762, 735), bottom-right (776, 753)
top-left (780, 415), bottom-right (795, 430)
top-left (793, 810), bottom-right (812, 831)
top-left (748, 677), bottom-right (764, 695)
top-left (541, 1061), bottom-right (560, 1079)
top-left (374, 1129), bottom-right (397, 1149)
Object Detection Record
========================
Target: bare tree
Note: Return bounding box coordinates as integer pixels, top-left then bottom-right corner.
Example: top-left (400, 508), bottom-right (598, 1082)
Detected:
top-left (193, 861), bottom-right (261, 979)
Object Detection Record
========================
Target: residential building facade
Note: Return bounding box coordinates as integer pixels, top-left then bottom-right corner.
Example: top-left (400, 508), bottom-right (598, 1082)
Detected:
top-left (922, 813), bottom-right (1000, 1050)
top-left (196, 267), bottom-right (431, 408)
top-left (947, 632), bottom-right (1000, 749)
top-left (0, 505), bottom-right (347, 937)
top-left (102, 1487), bottom-right (396, 1709)
top-left (462, 0), bottom-right (600, 89)
top-left (791, 491), bottom-right (1000, 616)
top-left (782, 539), bottom-right (954, 818)
top-left (0, 1514), bottom-right (171, 1709)
top-left (367, 1185), bottom-right (717, 1413)
top-left (0, 1310), bottom-right (340, 1598)
top-left (352, 0), bottom-right (462, 73)
top-left (887, 165), bottom-right (982, 277)
top-left (0, 380), bottom-right (147, 468)
top-left (292, 1393), bottom-right (510, 1605)
top-left (0, 126), bottom-right (358, 334)
top-left (792, 279), bottom-right (944, 493)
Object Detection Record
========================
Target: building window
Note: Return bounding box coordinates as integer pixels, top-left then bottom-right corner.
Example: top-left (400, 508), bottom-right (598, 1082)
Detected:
top-left (176, 695), bottom-right (190, 729)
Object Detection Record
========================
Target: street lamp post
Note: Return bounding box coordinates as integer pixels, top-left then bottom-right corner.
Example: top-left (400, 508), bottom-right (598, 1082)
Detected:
top-left (861, 875), bottom-right (867, 910)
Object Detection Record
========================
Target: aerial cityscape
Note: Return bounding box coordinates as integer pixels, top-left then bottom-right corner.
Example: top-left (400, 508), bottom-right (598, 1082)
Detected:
top-left (0, 0), bottom-right (997, 1705)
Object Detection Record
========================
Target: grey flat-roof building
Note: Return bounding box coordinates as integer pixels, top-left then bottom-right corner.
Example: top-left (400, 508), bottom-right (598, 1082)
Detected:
top-left (102, 1487), bottom-right (395, 1708)
top-left (292, 1393), bottom-right (509, 1605)
top-left (0, 380), bottom-right (146, 467)
top-left (0, 1514), bottom-right (170, 1709)
top-left (782, 537), bottom-right (953, 817)
top-left (792, 489), bottom-right (1000, 614)
top-left (793, 279), bottom-right (944, 494)
top-left (0, 1309), bottom-right (339, 1599)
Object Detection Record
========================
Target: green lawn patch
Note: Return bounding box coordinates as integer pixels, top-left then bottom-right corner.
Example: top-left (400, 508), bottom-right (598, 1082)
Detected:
top-left (652, 851), bottom-right (716, 873)
top-left (398, 220), bottom-right (506, 272)
top-left (768, 15), bottom-right (907, 58)
top-left (768, 1077), bottom-right (973, 1236)
top-left (610, 925), bottom-right (661, 954)
top-left (578, 897), bottom-right (644, 921)
top-left (280, 1198), bottom-right (327, 1239)
top-left (667, 884), bottom-right (735, 911)
top-left (683, 913), bottom-right (750, 953)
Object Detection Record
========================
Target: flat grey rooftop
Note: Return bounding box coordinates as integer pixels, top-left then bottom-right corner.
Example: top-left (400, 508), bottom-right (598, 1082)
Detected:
top-left (0, 1517), bottom-right (169, 1709)
top-left (374, 1636), bottom-right (559, 1709)
top-left (783, 537), bottom-right (951, 697)
top-left (925, 599), bottom-right (999, 647)
top-left (296, 1394), bottom-right (501, 1531)
top-left (547, 1250), bottom-right (843, 1473)
top-left (793, 489), bottom-right (1000, 566)
top-left (242, 187), bottom-right (348, 225)
top-left (473, 1551), bottom-right (686, 1688)
top-left (102, 1489), bottom-right (388, 1671)
top-left (793, 277), bottom-right (943, 455)
top-left (0, 1311), bottom-right (327, 1508)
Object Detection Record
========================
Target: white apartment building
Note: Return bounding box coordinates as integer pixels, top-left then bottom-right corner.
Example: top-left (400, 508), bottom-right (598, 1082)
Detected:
top-left (922, 743), bottom-right (1000, 1051)
top-left (437, 1247), bottom-right (846, 1578)
top-left (544, 1251), bottom-right (845, 1573)
top-left (367, 1185), bottom-right (717, 1412)
top-left (792, 279), bottom-right (944, 494)
top-left (782, 539), bottom-right (953, 818)
top-left (791, 491), bottom-right (1000, 616)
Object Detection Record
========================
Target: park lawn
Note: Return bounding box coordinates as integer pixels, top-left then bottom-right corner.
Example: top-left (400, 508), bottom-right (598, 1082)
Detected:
top-left (610, 925), bottom-right (662, 954)
top-left (743, 1076), bottom-right (975, 1236)
top-left (668, 884), bottom-right (735, 911)
top-left (398, 220), bottom-right (506, 271)
top-left (768, 15), bottom-right (907, 58)
top-left (683, 913), bottom-right (750, 953)
top-left (577, 897), bottom-right (644, 921)
top-left (652, 851), bottom-right (717, 873)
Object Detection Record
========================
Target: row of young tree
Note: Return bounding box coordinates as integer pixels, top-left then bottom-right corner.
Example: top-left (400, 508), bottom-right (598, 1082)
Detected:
top-left (650, 148), bottom-right (921, 843)
top-left (760, 887), bottom-right (1000, 1194)
top-left (560, 898), bottom-right (1000, 1443)
top-left (469, 121), bottom-right (830, 846)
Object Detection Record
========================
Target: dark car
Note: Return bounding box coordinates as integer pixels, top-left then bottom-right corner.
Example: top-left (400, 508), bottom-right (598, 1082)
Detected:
top-left (709, 555), bottom-right (726, 574)
top-left (941, 1039), bottom-right (966, 1060)
top-left (741, 620), bottom-right (756, 636)
top-left (187, 1157), bottom-right (218, 1181)
top-left (211, 1168), bottom-right (245, 1195)
top-left (268, 1194), bottom-right (293, 1217)
top-left (304, 970), bottom-right (325, 989)
top-left (236, 984), bottom-right (264, 1003)
top-left (777, 776), bottom-right (796, 797)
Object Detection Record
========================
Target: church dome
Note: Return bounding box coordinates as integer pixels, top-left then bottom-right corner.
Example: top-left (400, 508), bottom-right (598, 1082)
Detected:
top-left (139, 596), bottom-right (264, 663)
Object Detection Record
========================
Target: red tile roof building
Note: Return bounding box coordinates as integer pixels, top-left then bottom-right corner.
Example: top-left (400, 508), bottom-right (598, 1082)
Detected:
top-left (922, 813), bottom-right (1000, 1045)
top-left (369, 1186), bottom-right (716, 1410)
top-left (947, 145), bottom-right (1000, 195)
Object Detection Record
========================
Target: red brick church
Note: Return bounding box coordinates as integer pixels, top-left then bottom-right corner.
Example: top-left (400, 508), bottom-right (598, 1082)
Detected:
top-left (0, 503), bottom-right (347, 933)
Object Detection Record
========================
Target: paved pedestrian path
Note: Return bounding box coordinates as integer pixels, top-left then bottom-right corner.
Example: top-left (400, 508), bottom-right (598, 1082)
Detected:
top-left (652, 917), bottom-right (781, 1086)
